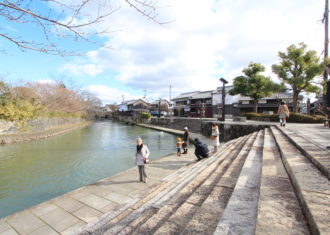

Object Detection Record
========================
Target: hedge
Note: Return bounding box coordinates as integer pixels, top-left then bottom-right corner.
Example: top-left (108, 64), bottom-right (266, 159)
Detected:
top-left (241, 112), bottom-right (325, 123)
top-left (140, 112), bottom-right (151, 119)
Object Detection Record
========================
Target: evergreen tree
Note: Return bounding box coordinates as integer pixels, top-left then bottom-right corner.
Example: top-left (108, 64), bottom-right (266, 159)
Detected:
top-left (229, 62), bottom-right (283, 113)
top-left (272, 43), bottom-right (323, 112)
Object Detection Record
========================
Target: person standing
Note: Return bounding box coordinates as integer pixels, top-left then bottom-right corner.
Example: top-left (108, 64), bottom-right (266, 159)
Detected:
top-left (277, 101), bottom-right (290, 127)
top-left (182, 127), bottom-right (189, 154)
top-left (325, 64), bottom-right (330, 149)
top-left (135, 137), bottom-right (150, 183)
top-left (211, 123), bottom-right (220, 152)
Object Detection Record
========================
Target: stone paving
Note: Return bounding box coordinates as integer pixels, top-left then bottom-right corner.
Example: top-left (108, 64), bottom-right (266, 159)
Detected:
top-left (0, 121), bottom-right (329, 234)
top-left (284, 123), bottom-right (330, 149)
top-left (219, 120), bottom-right (330, 149)
top-left (0, 126), bottom-right (210, 235)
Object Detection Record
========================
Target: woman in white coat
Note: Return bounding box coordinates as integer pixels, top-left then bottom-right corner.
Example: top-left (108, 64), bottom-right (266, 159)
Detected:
top-left (211, 123), bottom-right (220, 153)
top-left (135, 137), bottom-right (150, 183)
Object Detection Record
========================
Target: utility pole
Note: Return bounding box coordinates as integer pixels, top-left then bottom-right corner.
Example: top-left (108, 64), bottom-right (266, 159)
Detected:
top-left (323, 0), bottom-right (329, 84)
top-left (158, 98), bottom-right (161, 118)
top-left (219, 78), bottom-right (228, 121)
top-left (143, 89), bottom-right (147, 99)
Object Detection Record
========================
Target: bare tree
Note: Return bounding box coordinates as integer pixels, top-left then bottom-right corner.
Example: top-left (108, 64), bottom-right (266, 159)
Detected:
top-left (0, 0), bottom-right (169, 55)
top-left (10, 86), bottom-right (40, 104)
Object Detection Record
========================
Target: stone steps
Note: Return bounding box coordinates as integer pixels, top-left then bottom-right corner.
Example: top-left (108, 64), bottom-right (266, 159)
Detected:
top-left (78, 126), bottom-right (330, 235)
top-left (255, 128), bottom-right (310, 234)
top-left (78, 135), bottom-right (245, 234)
top-left (213, 130), bottom-right (264, 234)
top-left (275, 126), bottom-right (330, 180)
top-left (105, 134), bottom-right (253, 234)
top-left (136, 133), bottom-right (256, 235)
top-left (174, 130), bottom-right (258, 235)
top-left (270, 127), bottom-right (330, 235)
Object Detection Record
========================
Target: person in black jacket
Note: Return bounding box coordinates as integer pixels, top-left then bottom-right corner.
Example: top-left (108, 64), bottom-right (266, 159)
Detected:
top-left (193, 138), bottom-right (209, 161)
top-left (325, 65), bottom-right (330, 149)
top-left (182, 127), bottom-right (189, 154)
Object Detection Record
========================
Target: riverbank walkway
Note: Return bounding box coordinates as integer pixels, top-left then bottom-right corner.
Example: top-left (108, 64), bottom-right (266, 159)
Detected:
top-left (0, 121), bottom-right (329, 234)
top-left (0, 126), bottom-right (210, 235)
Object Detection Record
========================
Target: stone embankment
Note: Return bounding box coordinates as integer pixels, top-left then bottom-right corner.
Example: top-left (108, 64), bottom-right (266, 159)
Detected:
top-left (0, 123), bottom-right (329, 234)
top-left (77, 125), bottom-right (329, 235)
top-left (149, 117), bottom-right (270, 142)
top-left (0, 118), bottom-right (90, 144)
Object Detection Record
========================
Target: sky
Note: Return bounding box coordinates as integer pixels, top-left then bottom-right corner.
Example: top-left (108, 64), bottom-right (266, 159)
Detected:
top-left (0, 0), bottom-right (326, 104)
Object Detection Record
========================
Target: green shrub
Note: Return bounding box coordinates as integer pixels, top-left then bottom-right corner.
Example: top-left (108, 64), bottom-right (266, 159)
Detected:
top-left (0, 98), bottom-right (83, 122)
top-left (0, 99), bottom-right (45, 121)
top-left (287, 113), bottom-right (324, 123)
top-left (140, 112), bottom-right (151, 119)
top-left (242, 112), bottom-right (324, 123)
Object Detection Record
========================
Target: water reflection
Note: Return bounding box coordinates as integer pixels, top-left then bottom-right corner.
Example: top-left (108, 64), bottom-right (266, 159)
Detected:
top-left (0, 121), bottom-right (177, 218)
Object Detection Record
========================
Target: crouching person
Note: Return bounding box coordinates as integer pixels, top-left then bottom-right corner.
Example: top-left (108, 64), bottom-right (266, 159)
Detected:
top-left (193, 138), bottom-right (209, 161)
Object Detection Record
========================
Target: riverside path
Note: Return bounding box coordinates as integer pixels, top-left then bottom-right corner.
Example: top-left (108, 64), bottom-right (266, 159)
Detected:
top-left (0, 122), bottom-right (329, 234)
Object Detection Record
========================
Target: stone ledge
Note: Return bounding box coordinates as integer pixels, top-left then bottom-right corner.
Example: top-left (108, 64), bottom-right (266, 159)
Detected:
top-left (0, 121), bottom-right (91, 145)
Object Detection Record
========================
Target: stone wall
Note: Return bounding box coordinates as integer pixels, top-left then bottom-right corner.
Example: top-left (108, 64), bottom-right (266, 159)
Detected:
top-left (145, 117), bottom-right (270, 142)
top-left (149, 117), bottom-right (204, 133)
top-left (0, 117), bottom-right (85, 135)
top-left (201, 121), bottom-right (270, 142)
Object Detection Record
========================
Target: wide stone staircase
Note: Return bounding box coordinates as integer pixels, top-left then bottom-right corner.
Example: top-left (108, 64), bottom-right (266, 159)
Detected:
top-left (78, 126), bottom-right (330, 235)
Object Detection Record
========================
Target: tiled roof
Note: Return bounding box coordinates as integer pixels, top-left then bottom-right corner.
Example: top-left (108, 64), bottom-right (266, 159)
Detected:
top-left (239, 93), bottom-right (293, 101)
top-left (171, 91), bottom-right (200, 100)
top-left (120, 99), bottom-right (150, 105)
top-left (190, 90), bottom-right (213, 99)
top-left (172, 90), bottom-right (216, 101)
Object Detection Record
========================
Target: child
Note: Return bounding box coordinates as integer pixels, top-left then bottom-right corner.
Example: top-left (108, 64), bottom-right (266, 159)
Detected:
top-left (277, 101), bottom-right (290, 127)
top-left (176, 137), bottom-right (183, 156)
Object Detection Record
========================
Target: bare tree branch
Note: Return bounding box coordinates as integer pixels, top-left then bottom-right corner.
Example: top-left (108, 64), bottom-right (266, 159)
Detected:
top-left (0, 0), bottom-right (169, 55)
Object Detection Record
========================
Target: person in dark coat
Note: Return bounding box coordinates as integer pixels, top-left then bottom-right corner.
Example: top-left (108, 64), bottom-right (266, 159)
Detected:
top-left (182, 127), bottom-right (189, 154)
top-left (193, 138), bottom-right (209, 161)
top-left (325, 64), bottom-right (330, 149)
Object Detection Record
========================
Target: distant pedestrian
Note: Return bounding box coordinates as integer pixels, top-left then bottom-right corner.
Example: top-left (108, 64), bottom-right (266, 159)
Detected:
top-left (211, 123), bottom-right (220, 152)
top-left (324, 64), bottom-right (330, 149)
top-left (193, 138), bottom-right (209, 161)
top-left (176, 137), bottom-right (183, 156)
top-left (134, 137), bottom-right (150, 183)
top-left (182, 127), bottom-right (189, 154)
top-left (277, 101), bottom-right (290, 127)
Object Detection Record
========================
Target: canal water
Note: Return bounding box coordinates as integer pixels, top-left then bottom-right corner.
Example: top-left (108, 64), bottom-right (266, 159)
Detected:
top-left (0, 121), bottom-right (178, 218)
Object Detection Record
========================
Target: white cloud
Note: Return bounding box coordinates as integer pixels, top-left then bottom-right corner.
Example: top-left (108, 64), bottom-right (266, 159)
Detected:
top-left (58, 0), bottom-right (325, 99)
top-left (84, 85), bottom-right (140, 104)
top-left (59, 63), bottom-right (104, 76)
top-left (37, 79), bottom-right (56, 84)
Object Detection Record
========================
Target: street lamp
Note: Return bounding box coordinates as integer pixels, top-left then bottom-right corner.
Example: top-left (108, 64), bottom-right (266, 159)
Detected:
top-left (219, 77), bottom-right (228, 121)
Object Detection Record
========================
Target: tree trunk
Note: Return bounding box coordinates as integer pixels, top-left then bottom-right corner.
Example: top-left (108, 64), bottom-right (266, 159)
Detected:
top-left (253, 99), bottom-right (258, 113)
top-left (293, 91), bottom-right (299, 113)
